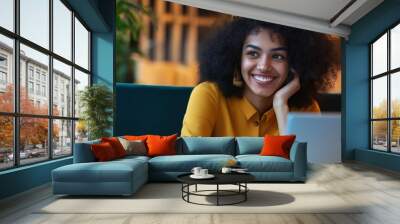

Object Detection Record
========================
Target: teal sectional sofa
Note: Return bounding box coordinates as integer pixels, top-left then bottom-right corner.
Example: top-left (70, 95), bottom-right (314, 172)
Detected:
top-left (52, 137), bottom-right (307, 196)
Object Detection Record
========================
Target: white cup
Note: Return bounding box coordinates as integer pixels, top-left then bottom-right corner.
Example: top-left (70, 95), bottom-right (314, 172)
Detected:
top-left (200, 169), bottom-right (208, 176)
top-left (191, 167), bottom-right (202, 176)
top-left (221, 167), bottom-right (232, 174)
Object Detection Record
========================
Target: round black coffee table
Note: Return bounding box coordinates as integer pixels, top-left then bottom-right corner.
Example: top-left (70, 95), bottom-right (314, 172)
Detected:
top-left (177, 173), bottom-right (255, 206)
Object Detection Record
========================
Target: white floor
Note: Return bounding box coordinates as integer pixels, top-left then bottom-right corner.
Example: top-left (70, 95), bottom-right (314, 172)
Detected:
top-left (1, 162), bottom-right (400, 224)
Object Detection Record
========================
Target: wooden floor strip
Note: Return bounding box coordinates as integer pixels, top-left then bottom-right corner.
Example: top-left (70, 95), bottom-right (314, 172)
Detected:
top-left (1, 162), bottom-right (400, 224)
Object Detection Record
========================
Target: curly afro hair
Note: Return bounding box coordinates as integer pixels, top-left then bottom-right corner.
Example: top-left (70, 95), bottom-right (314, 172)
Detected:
top-left (199, 17), bottom-right (340, 108)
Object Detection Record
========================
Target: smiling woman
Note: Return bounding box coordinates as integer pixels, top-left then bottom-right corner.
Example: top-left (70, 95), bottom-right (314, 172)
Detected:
top-left (181, 18), bottom-right (339, 137)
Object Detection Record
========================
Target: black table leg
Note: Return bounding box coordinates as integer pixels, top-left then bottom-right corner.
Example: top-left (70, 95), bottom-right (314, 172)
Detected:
top-left (181, 183), bottom-right (183, 199)
top-left (217, 184), bottom-right (219, 206)
top-left (245, 183), bottom-right (247, 201)
top-left (179, 182), bottom-right (252, 206)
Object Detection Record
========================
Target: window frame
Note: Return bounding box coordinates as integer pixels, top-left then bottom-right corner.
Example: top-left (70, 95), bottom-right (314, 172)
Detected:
top-left (0, 0), bottom-right (92, 171)
top-left (370, 20), bottom-right (400, 154)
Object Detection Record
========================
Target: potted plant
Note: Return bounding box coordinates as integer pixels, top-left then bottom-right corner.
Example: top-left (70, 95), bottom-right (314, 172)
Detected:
top-left (79, 84), bottom-right (113, 140)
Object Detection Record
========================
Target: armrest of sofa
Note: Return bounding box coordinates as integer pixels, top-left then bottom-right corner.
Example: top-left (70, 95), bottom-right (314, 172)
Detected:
top-left (73, 140), bottom-right (100, 163)
top-left (289, 141), bottom-right (307, 181)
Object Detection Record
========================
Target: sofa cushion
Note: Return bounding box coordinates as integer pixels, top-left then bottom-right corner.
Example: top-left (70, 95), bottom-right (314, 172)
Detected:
top-left (260, 135), bottom-right (296, 159)
top-left (101, 137), bottom-right (127, 158)
top-left (177, 137), bottom-right (235, 155)
top-left (118, 138), bottom-right (147, 156)
top-left (235, 137), bottom-right (263, 155)
top-left (236, 155), bottom-right (293, 172)
top-left (147, 134), bottom-right (177, 157)
top-left (148, 154), bottom-right (235, 172)
top-left (91, 142), bottom-right (118, 161)
top-left (124, 135), bottom-right (148, 141)
top-left (52, 159), bottom-right (147, 183)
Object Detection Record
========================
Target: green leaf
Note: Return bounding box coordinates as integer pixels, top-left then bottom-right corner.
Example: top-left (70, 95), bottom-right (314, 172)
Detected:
top-left (116, 0), bottom-right (155, 83)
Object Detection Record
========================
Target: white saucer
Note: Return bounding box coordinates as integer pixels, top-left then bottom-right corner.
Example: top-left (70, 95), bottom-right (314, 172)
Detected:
top-left (190, 174), bottom-right (215, 179)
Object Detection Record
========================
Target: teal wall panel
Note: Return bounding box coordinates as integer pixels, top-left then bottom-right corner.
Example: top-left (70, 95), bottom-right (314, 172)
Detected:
top-left (345, 0), bottom-right (400, 171)
top-left (0, 158), bottom-right (72, 199)
top-left (92, 33), bottom-right (114, 87)
top-left (343, 44), bottom-right (369, 160)
top-left (355, 149), bottom-right (400, 172)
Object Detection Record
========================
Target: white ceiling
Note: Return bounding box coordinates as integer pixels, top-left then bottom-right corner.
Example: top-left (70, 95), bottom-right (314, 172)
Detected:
top-left (227, 0), bottom-right (352, 22)
top-left (167, 0), bottom-right (384, 38)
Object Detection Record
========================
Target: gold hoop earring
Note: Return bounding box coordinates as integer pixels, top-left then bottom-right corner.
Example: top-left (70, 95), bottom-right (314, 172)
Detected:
top-left (233, 70), bottom-right (243, 87)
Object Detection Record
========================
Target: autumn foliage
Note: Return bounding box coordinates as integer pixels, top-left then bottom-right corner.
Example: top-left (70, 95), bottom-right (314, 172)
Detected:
top-left (0, 85), bottom-right (59, 150)
top-left (372, 99), bottom-right (400, 142)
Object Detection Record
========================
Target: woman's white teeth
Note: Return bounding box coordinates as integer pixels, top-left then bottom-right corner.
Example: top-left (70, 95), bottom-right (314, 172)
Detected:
top-left (253, 75), bottom-right (273, 82)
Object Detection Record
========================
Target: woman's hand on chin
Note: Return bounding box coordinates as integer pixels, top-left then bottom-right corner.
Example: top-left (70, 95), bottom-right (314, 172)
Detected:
top-left (273, 70), bottom-right (300, 108)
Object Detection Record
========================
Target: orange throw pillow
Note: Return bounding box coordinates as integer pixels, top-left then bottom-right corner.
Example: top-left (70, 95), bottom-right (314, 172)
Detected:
top-left (101, 137), bottom-right (126, 158)
top-left (146, 134), bottom-right (177, 157)
top-left (124, 135), bottom-right (148, 141)
top-left (91, 142), bottom-right (117, 161)
top-left (260, 135), bottom-right (296, 159)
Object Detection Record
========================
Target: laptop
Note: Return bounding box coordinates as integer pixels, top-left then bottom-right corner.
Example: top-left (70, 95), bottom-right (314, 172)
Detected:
top-left (285, 113), bottom-right (341, 164)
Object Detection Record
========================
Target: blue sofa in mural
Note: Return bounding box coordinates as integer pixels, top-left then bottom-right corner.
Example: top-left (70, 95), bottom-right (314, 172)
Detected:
top-left (52, 137), bottom-right (307, 195)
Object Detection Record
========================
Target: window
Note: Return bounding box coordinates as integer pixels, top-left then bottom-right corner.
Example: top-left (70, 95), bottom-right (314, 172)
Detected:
top-left (42, 85), bottom-right (46, 97)
top-left (20, 0), bottom-right (49, 49)
top-left (36, 83), bottom-right (40, 95)
top-left (28, 81), bottom-right (34, 94)
top-left (53, 0), bottom-right (72, 60)
top-left (370, 23), bottom-right (400, 154)
top-left (74, 17), bottom-right (89, 70)
top-left (0, 71), bottom-right (6, 85)
top-left (0, 54), bottom-right (7, 89)
top-left (28, 67), bottom-right (34, 80)
top-left (0, 0), bottom-right (91, 170)
top-left (35, 70), bottom-right (40, 81)
top-left (0, 35), bottom-right (13, 113)
top-left (0, 0), bottom-right (14, 32)
top-left (0, 55), bottom-right (7, 67)
top-left (53, 59), bottom-right (72, 117)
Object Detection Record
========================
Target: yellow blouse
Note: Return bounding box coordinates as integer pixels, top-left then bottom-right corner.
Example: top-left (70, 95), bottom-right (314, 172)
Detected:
top-left (181, 82), bottom-right (320, 137)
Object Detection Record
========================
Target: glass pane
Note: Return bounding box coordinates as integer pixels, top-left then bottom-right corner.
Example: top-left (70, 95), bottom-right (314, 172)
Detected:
top-left (53, 59), bottom-right (72, 117)
top-left (20, 0), bottom-right (49, 49)
top-left (391, 120), bottom-right (400, 153)
top-left (20, 117), bottom-right (49, 165)
top-left (372, 121), bottom-right (387, 151)
top-left (20, 44), bottom-right (49, 115)
top-left (391, 72), bottom-right (400, 118)
top-left (74, 17), bottom-right (89, 70)
top-left (53, 0), bottom-right (72, 60)
top-left (0, 0), bottom-right (14, 31)
top-left (391, 24), bottom-right (400, 70)
top-left (0, 116), bottom-right (14, 170)
top-left (53, 119), bottom-right (72, 158)
top-left (372, 77), bottom-right (387, 119)
top-left (75, 120), bottom-right (88, 143)
top-left (372, 33), bottom-right (387, 76)
top-left (74, 69), bottom-right (89, 118)
top-left (0, 34), bottom-right (14, 113)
